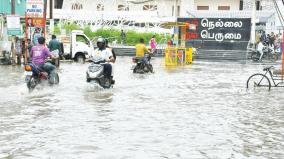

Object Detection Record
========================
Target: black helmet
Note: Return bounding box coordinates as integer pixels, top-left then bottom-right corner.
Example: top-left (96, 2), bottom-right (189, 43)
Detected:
top-left (97, 37), bottom-right (106, 50)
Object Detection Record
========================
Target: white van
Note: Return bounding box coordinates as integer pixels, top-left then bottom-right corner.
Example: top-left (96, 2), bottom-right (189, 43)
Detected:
top-left (61, 30), bottom-right (94, 63)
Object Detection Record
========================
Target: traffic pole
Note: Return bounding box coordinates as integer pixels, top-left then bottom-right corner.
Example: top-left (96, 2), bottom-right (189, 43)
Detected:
top-left (282, 29), bottom-right (284, 80)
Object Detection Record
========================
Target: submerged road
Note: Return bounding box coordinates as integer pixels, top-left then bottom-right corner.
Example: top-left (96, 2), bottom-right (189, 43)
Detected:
top-left (0, 57), bottom-right (283, 159)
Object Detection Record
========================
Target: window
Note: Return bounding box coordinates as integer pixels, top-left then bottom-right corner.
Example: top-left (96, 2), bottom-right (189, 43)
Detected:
top-left (71, 3), bottom-right (83, 10)
top-left (218, 6), bottom-right (230, 10)
top-left (55, 0), bottom-right (63, 9)
top-left (143, 5), bottom-right (157, 11)
top-left (76, 35), bottom-right (89, 45)
top-left (177, 5), bottom-right (180, 16)
top-left (97, 4), bottom-right (104, 11)
top-left (197, 6), bottom-right (209, 10)
top-left (118, 5), bottom-right (129, 11)
top-left (239, 0), bottom-right (243, 10)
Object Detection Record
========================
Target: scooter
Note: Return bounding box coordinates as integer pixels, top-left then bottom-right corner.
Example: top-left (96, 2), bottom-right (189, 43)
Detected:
top-left (132, 53), bottom-right (153, 74)
top-left (24, 60), bottom-right (59, 92)
top-left (86, 56), bottom-right (114, 89)
top-left (251, 46), bottom-right (278, 62)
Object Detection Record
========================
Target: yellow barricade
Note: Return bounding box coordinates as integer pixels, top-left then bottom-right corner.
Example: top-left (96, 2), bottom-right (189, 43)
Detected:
top-left (165, 47), bottom-right (193, 66)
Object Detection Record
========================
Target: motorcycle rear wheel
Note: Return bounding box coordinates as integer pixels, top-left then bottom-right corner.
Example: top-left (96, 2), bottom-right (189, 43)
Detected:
top-left (49, 73), bottom-right (60, 84)
top-left (251, 52), bottom-right (259, 62)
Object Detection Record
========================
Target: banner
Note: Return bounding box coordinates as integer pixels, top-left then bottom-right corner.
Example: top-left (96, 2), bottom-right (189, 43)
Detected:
top-left (178, 18), bottom-right (251, 50)
top-left (26, 0), bottom-right (44, 18)
top-left (7, 15), bottom-right (21, 35)
top-left (24, 0), bottom-right (46, 64)
top-left (26, 17), bottom-right (45, 27)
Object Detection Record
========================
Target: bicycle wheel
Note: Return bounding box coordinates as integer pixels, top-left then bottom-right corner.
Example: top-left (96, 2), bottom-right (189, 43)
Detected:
top-left (246, 73), bottom-right (271, 91)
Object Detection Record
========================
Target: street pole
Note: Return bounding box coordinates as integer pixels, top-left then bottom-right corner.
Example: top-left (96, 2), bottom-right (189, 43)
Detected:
top-left (11, 0), bottom-right (15, 14)
top-left (50, 0), bottom-right (53, 19)
top-left (43, 0), bottom-right (47, 37)
top-left (251, 0), bottom-right (256, 44)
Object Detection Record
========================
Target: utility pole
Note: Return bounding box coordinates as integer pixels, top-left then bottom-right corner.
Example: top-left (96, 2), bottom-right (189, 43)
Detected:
top-left (43, 0), bottom-right (47, 37)
top-left (251, 0), bottom-right (256, 44)
top-left (11, 0), bottom-right (15, 14)
top-left (50, 0), bottom-right (53, 19)
top-left (174, 0), bottom-right (178, 20)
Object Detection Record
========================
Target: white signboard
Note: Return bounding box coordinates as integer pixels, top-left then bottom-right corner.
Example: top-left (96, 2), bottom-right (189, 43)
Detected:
top-left (7, 15), bottom-right (21, 35)
top-left (26, 0), bottom-right (44, 18)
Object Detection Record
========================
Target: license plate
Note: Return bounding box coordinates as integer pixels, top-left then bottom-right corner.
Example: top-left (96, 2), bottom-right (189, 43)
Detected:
top-left (131, 65), bottom-right (136, 70)
top-left (25, 71), bottom-right (33, 76)
top-left (25, 76), bottom-right (31, 82)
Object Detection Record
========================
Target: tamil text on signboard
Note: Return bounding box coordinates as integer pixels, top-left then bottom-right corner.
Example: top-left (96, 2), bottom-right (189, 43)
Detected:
top-left (178, 18), bottom-right (251, 50)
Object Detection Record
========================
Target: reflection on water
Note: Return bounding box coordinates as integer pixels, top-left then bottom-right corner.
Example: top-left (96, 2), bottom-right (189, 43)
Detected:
top-left (0, 57), bottom-right (283, 159)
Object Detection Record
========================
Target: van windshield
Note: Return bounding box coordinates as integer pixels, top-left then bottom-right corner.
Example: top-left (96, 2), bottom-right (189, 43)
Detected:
top-left (76, 35), bottom-right (89, 45)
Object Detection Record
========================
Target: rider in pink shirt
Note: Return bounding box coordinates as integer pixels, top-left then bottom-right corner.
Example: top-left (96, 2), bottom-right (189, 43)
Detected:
top-left (30, 37), bottom-right (57, 83)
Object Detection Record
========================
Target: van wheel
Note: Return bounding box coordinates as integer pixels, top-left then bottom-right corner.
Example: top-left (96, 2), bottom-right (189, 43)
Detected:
top-left (76, 55), bottom-right (85, 64)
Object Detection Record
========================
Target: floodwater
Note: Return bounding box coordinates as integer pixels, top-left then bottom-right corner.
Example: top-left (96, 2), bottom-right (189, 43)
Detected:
top-left (0, 57), bottom-right (283, 159)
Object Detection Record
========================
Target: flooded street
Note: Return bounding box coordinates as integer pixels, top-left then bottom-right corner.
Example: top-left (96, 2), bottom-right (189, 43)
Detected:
top-left (0, 57), bottom-right (283, 159)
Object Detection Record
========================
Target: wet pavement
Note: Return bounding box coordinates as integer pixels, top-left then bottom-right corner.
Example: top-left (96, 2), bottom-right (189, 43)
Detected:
top-left (0, 57), bottom-right (283, 159)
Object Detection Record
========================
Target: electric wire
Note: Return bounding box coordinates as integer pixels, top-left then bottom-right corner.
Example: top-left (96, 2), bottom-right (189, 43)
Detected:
top-left (273, 0), bottom-right (284, 27)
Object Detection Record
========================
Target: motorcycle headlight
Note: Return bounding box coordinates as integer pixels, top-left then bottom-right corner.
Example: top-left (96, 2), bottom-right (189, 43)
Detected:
top-left (24, 65), bottom-right (32, 71)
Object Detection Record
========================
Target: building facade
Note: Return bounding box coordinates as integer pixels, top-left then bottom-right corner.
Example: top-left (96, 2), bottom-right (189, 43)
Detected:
top-left (51, 0), bottom-right (283, 32)
top-left (0, 0), bottom-right (283, 32)
top-left (0, 0), bottom-right (27, 16)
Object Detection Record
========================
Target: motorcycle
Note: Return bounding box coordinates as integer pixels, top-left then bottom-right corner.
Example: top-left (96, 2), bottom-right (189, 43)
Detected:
top-left (24, 60), bottom-right (59, 92)
top-left (251, 46), bottom-right (278, 62)
top-left (86, 56), bottom-right (114, 89)
top-left (132, 53), bottom-right (153, 74)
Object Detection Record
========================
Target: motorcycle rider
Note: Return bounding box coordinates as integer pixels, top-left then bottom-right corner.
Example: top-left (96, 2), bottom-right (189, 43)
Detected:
top-left (91, 38), bottom-right (115, 82)
top-left (30, 36), bottom-right (57, 82)
top-left (135, 38), bottom-right (152, 63)
top-left (135, 38), bottom-right (151, 58)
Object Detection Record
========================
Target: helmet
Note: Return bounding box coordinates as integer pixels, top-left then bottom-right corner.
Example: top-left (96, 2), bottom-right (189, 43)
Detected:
top-left (97, 37), bottom-right (106, 50)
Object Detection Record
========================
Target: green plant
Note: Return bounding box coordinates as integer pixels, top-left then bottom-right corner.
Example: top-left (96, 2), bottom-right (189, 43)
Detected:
top-left (53, 22), bottom-right (170, 46)
top-left (53, 25), bottom-right (61, 35)
top-left (64, 23), bottom-right (81, 34)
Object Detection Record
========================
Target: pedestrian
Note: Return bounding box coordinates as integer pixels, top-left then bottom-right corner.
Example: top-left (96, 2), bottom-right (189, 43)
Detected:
top-left (260, 31), bottom-right (267, 44)
top-left (15, 36), bottom-right (22, 65)
top-left (269, 32), bottom-right (275, 48)
top-left (120, 30), bottom-right (126, 45)
top-left (149, 35), bottom-right (157, 54)
top-left (48, 35), bottom-right (61, 67)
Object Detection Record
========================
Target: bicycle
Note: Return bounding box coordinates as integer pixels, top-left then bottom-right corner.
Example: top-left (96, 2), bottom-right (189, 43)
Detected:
top-left (246, 66), bottom-right (284, 91)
